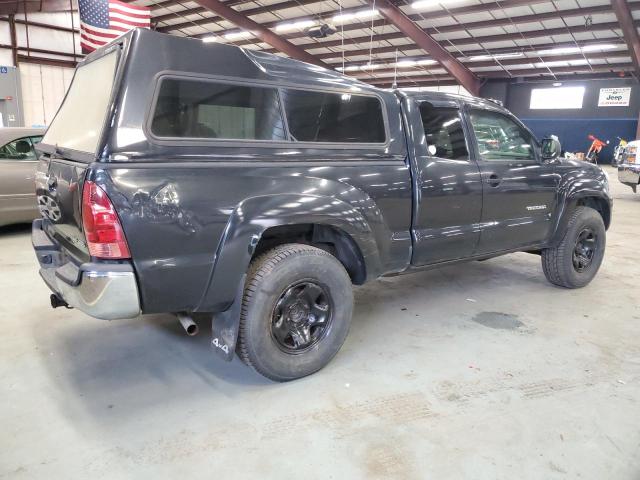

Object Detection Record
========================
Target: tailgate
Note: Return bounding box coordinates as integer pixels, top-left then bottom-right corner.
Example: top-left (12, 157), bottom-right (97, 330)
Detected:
top-left (35, 155), bottom-right (89, 260)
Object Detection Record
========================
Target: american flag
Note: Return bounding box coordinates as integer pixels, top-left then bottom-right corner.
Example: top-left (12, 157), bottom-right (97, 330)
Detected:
top-left (79, 0), bottom-right (151, 54)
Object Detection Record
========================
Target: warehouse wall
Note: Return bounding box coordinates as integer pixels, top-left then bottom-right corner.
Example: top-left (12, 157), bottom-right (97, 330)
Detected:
top-left (20, 63), bottom-right (74, 127)
top-left (482, 78), bottom-right (640, 163)
top-left (0, 11), bottom-right (79, 127)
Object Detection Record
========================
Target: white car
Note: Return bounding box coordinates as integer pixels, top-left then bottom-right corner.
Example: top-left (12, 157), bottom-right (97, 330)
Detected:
top-left (618, 140), bottom-right (640, 193)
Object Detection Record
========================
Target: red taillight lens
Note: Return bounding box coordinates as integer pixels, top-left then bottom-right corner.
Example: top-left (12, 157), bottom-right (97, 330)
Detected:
top-left (82, 181), bottom-right (131, 259)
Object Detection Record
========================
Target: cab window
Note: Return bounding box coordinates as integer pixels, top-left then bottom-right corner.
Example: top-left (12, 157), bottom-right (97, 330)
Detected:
top-left (281, 89), bottom-right (386, 143)
top-left (469, 109), bottom-right (536, 161)
top-left (0, 137), bottom-right (37, 161)
top-left (419, 103), bottom-right (468, 160)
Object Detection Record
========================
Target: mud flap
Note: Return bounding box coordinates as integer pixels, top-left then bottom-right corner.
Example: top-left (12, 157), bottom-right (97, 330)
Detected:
top-left (210, 274), bottom-right (246, 361)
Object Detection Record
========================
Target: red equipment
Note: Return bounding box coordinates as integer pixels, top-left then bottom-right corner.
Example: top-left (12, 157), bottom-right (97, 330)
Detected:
top-left (585, 134), bottom-right (609, 164)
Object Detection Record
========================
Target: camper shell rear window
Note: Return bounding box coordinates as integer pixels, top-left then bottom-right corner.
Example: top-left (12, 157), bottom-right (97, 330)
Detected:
top-left (41, 49), bottom-right (120, 156)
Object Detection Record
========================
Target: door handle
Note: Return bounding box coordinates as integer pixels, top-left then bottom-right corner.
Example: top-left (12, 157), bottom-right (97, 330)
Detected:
top-left (486, 174), bottom-right (501, 187)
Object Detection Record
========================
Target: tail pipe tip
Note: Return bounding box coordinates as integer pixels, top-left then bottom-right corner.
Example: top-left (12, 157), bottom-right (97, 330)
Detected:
top-left (177, 313), bottom-right (199, 336)
top-left (50, 294), bottom-right (71, 309)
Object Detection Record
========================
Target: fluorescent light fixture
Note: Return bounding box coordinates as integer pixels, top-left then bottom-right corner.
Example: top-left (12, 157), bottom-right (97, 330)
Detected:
top-left (395, 58), bottom-right (437, 68)
top-left (396, 59), bottom-right (417, 68)
top-left (581, 43), bottom-right (618, 52)
top-left (333, 8), bottom-right (379, 23)
top-left (224, 31), bottom-right (250, 41)
top-left (412, 0), bottom-right (463, 10)
top-left (537, 43), bottom-right (618, 56)
top-left (202, 35), bottom-right (218, 43)
top-left (275, 19), bottom-right (315, 32)
top-left (337, 59), bottom-right (436, 73)
top-left (469, 52), bottom-right (524, 61)
top-left (360, 63), bottom-right (381, 70)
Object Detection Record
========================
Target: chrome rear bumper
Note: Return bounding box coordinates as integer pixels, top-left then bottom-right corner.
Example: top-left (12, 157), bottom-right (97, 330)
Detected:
top-left (618, 164), bottom-right (640, 191)
top-left (32, 219), bottom-right (141, 320)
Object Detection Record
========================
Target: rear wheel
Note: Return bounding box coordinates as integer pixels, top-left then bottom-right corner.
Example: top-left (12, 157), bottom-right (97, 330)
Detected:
top-left (542, 206), bottom-right (606, 288)
top-left (238, 244), bottom-right (353, 381)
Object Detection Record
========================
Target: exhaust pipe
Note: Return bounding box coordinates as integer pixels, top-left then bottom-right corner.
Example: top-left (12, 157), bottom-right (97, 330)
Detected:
top-left (177, 313), bottom-right (199, 336)
top-left (50, 294), bottom-right (70, 309)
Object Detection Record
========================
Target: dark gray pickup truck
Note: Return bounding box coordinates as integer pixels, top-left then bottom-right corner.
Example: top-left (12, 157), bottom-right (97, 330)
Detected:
top-left (32, 29), bottom-right (612, 381)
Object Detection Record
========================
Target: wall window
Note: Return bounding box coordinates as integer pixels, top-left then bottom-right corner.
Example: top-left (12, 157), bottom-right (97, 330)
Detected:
top-left (281, 89), bottom-right (386, 143)
top-left (419, 103), bottom-right (468, 160)
top-left (530, 86), bottom-right (585, 110)
top-left (151, 79), bottom-right (286, 141)
top-left (469, 110), bottom-right (536, 161)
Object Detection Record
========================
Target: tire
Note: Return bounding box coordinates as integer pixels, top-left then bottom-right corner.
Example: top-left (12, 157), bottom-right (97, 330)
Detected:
top-left (541, 206), bottom-right (606, 288)
top-left (238, 243), bottom-right (353, 381)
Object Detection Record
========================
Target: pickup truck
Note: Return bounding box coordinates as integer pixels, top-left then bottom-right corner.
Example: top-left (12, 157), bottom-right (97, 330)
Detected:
top-left (618, 140), bottom-right (640, 192)
top-left (32, 29), bottom-right (612, 381)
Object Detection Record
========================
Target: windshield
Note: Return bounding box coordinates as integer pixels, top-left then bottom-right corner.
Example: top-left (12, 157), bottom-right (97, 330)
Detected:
top-left (42, 50), bottom-right (119, 154)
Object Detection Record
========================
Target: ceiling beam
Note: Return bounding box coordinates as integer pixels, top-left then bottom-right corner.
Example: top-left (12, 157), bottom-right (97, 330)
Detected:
top-left (228, 2), bottom-right (617, 47)
top-left (161, 0), bottom-right (551, 34)
top-left (156, 0), bottom-right (319, 30)
top-left (369, 70), bottom-right (636, 89)
top-left (328, 39), bottom-right (629, 68)
top-left (0, 0), bottom-right (73, 14)
top-left (262, 20), bottom-right (631, 58)
top-left (192, 0), bottom-right (328, 68)
top-left (348, 51), bottom-right (632, 79)
top-left (366, 0), bottom-right (481, 95)
top-left (368, 63), bottom-right (635, 87)
top-left (611, 0), bottom-right (640, 77)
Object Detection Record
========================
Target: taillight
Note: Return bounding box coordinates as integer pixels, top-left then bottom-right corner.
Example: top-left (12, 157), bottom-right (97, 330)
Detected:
top-left (82, 181), bottom-right (131, 259)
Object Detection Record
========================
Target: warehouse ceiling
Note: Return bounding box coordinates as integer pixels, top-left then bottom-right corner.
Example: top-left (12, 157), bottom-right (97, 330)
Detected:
top-left (112, 0), bottom-right (640, 88)
top-left (122, 0), bottom-right (640, 89)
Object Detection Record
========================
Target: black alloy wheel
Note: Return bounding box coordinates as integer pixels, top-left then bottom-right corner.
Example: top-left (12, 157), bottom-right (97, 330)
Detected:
top-left (572, 228), bottom-right (597, 272)
top-left (271, 280), bottom-right (333, 354)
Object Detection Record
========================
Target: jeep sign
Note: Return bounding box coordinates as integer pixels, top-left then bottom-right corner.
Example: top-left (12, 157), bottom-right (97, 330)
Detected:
top-left (598, 87), bottom-right (631, 107)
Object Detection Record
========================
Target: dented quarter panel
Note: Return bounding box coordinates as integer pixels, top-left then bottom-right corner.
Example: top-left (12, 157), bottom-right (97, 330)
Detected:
top-left (101, 158), bottom-right (413, 314)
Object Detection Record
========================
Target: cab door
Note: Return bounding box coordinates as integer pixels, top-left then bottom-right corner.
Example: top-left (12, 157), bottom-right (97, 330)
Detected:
top-left (404, 96), bottom-right (483, 266)
top-left (465, 107), bottom-right (560, 253)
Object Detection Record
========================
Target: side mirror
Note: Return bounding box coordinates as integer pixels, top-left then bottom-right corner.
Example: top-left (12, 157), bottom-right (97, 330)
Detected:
top-left (541, 136), bottom-right (561, 162)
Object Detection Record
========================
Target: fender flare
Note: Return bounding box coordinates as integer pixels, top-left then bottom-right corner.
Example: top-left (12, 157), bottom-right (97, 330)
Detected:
top-left (549, 187), bottom-right (611, 246)
top-left (196, 194), bottom-right (383, 313)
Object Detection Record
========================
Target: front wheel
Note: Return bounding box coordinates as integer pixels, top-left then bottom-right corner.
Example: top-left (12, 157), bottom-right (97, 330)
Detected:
top-left (238, 244), bottom-right (353, 381)
top-left (541, 206), bottom-right (606, 288)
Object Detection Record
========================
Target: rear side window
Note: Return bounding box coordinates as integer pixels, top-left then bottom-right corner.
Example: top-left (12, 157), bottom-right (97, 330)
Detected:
top-left (151, 78), bottom-right (286, 141)
top-left (419, 103), bottom-right (468, 160)
top-left (281, 89), bottom-right (386, 143)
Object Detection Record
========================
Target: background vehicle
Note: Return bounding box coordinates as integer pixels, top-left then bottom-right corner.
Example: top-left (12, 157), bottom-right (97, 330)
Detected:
top-left (618, 140), bottom-right (640, 192)
top-left (585, 134), bottom-right (609, 164)
top-left (0, 128), bottom-right (45, 227)
top-left (32, 29), bottom-right (612, 381)
top-left (612, 137), bottom-right (628, 166)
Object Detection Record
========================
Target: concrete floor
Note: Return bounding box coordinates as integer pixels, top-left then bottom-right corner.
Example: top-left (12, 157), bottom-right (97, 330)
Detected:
top-left (1, 166), bottom-right (639, 479)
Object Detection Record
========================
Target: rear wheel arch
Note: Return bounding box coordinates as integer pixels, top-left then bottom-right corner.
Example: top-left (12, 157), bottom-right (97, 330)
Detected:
top-left (252, 223), bottom-right (367, 285)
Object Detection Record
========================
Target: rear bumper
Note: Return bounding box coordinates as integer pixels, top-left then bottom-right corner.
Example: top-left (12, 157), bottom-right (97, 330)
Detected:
top-left (618, 164), bottom-right (640, 189)
top-left (32, 219), bottom-right (141, 320)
